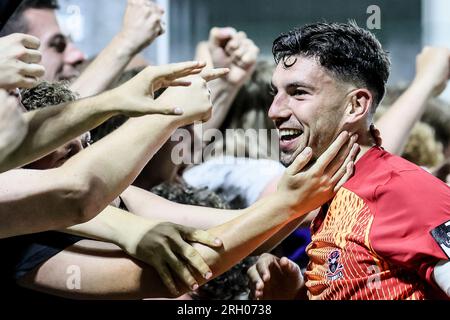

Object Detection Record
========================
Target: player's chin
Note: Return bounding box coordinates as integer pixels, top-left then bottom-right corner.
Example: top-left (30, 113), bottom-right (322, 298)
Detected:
top-left (280, 151), bottom-right (296, 167)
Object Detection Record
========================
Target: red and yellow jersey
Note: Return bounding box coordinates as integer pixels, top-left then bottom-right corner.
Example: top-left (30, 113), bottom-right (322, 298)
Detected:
top-left (305, 147), bottom-right (450, 300)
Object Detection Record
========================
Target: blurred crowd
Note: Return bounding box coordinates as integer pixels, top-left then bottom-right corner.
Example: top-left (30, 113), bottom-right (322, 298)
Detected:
top-left (0, 0), bottom-right (449, 300)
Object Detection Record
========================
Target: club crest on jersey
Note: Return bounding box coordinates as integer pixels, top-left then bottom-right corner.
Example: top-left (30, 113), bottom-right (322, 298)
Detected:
top-left (326, 249), bottom-right (344, 281)
top-left (431, 220), bottom-right (450, 258)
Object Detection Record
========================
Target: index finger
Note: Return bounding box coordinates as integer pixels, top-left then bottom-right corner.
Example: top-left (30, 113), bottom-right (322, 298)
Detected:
top-left (20, 34), bottom-right (41, 50)
top-left (152, 61), bottom-right (206, 80)
top-left (313, 131), bottom-right (350, 172)
top-left (183, 228), bottom-right (223, 247)
top-left (201, 68), bottom-right (230, 82)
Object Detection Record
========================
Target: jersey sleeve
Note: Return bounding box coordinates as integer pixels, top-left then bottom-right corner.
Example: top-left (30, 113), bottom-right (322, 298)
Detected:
top-left (369, 169), bottom-right (450, 289)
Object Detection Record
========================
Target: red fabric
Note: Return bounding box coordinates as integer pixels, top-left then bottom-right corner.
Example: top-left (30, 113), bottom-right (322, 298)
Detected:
top-left (305, 147), bottom-right (450, 300)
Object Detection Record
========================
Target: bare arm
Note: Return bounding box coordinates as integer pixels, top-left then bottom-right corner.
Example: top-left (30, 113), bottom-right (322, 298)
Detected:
top-left (121, 185), bottom-right (240, 229)
top-left (19, 132), bottom-right (356, 299)
top-left (0, 90), bottom-right (27, 164)
top-left (195, 28), bottom-right (259, 132)
top-left (0, 65), bottom-right (226, 237)
top-left (0, 168), bottom-right (95, 238)
top-left (20, 193), bottom-right (294, 299)
top-left (376, 47), bottom-right (450, 155)
top-left (0, 61), bottom-right (209, 172)
top-left (3, 92), bottom-right (118, 171)
top-left (71, 0), bottom-right (165, 97)
top-left (433, 260), bottom-right (450, 297)
top-left (63, 205), bottom-right (222, 294)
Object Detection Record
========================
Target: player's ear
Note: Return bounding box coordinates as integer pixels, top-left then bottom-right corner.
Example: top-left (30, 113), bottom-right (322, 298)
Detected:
top-left (343, 89), bottom-right (373, 125)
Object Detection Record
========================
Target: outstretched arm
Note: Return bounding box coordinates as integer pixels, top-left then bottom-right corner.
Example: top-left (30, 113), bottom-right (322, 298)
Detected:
top-left (0, 64), bottom-right (228, 237)
top-left (19, 132), bottom-right (356, 299)
top-left (2, 61), bottom-right (201, 172)
top-left (376, 47), bottom-right (450, 155)
top-left (70, 0), bottom-right (164, 97)
top-left (63, 205), bottom-right (222, 295)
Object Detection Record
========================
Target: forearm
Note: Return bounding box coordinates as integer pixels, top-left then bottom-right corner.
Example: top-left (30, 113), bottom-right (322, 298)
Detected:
top-left (0, 169), bottom-right (93, 238)
top-left (62, 205), bottom-right (148, 246)
top-left (121, 185), bottom-right (240, 229)
top-left (59, 114), bottom-right (182, 220)
top-left (71, 35), bottom-right (137, 98)
top-left (2, 93), bottom-right (116, 171)
top-left (252, 209), bottom-right (317, 255)
top-left (189, 194), bottom-right (295, 286)
top-left (376, 80), bottom-right (435, 155)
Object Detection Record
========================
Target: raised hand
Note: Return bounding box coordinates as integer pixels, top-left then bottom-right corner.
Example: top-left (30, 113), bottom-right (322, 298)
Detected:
top-left (413, 47), bottom-right (450, 97)
top-left (110, 61), bottom-right (225, 116)
top-left (207, 27), bottom-right (259, 85)
top-left (122, 220), bottom-right (222, 296)
top-left (156, 67), bottom-right (230, 124)
top-left (247, 253), bottom-right (304, 300)
top-left (0, 33), bottom-right (45, 90)
top-left (118, 0), bottom-right (166, 54)
top-left (278, 131), bottom-right (360, 217)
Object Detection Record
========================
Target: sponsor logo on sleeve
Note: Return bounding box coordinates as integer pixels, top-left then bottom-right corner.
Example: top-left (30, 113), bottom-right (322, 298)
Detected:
top-left (431, 220), bottom-right (450, 258)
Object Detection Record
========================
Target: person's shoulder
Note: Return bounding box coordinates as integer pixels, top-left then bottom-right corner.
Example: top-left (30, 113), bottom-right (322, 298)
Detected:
top-left (370, 150), bottom-right (450, 221)
top-left (347, 147), bottom-right (449, 208)
top-left (380, 151), bottom-right (448, 198)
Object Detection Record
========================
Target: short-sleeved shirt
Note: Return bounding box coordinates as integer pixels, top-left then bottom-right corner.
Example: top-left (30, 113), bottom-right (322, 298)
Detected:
top-left (305, 146), bottom-right (450, 300)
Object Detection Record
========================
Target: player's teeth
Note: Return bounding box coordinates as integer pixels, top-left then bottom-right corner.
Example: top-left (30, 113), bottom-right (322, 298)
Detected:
top-left (278, 129), bottom-right (302, 137)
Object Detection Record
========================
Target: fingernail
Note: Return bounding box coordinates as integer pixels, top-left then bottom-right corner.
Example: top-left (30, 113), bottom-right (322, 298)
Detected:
top-left (192, 283), bottom-right (199, 291)
top-left (214, 238), bottom-right (222, 246)
top-left (304, 147), bottom-right (312, 155)
top-left (174, 107), bottom-right (183, 115)
top-left (204, 272), bottom-right (212, 279)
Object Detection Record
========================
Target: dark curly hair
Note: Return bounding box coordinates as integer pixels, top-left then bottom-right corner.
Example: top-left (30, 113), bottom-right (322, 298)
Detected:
top-left (20, 81), bottom-right (77, 111)
top-left (272, 21), bottom-right (390, 111)
top-left (151, 180), bottom-right (257, 300)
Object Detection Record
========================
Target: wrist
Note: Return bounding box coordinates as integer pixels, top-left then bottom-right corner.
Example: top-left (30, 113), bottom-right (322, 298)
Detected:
top-left (209, 77), bottom-right (241, 95)
top-left (92, 89), bottom-right (123, 118)
top-left (266, 192), bottom-right (300, 221)
top-left (113, 32), bottom-right (140, 58)
top-left (116, 215), bottom-right (158, 254)
top-left (410, 77), bottom-right (439, 99)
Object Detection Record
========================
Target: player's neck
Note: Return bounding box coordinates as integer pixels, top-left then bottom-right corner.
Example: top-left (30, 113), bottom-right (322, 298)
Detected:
top-left (354, 132), bottom-right (377, 164)
top-left (355, 144), bottom-right (375, 163)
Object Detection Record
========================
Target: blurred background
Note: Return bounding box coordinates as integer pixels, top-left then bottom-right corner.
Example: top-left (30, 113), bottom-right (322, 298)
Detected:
top-left (57, 0), bottom-right (450, 101)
